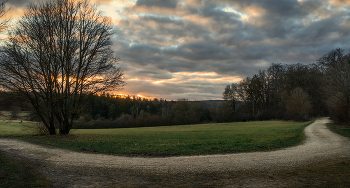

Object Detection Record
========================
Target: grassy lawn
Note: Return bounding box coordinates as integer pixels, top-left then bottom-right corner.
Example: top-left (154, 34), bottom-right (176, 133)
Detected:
top-left (0, 152), bottom-right (51, 188)
top-left (0, 120), bottom-right (33, 135)
top-left (1, 120), bottom-right (313, 156)
top-left (327, 122), bottom-right (350, 137)
top-left (127, 157), bottom-right (350, 187)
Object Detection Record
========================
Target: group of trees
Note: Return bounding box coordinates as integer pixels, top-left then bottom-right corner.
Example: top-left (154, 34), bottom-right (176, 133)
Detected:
top-left (222, 63), bottom-right (325, 122)
top-left (222, 48), bottom-right (350, 125)
top-left (3, 48), bottom-right (350, 132)
top-left (0, 0), bottom-right (124, 134)
top-left (75, 96), bottom-right (213, 129)
top-left (318, 48), bottom-right (350, 124)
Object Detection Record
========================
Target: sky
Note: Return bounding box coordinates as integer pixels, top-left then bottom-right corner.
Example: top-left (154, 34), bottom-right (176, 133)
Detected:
top-left (5, 0), bottom-right (350, 100)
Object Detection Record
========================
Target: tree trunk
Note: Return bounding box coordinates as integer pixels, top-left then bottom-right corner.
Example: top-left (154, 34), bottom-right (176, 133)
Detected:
top-left (48, 124), bottom-right (56, 135)
top-left (48, 116), bottom-right (56, 135)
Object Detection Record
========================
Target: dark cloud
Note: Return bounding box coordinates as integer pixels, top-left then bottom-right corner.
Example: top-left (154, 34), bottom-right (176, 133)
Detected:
top-left (135, 0), bottom-right (178, 8)
top-left (255, 0), bottom-right (305, 17)
top-left (135, 70), bottom-right (173, 79)
top-left (200, 3), bottom-right (242, 24)
top-left (142, 15), bottom-right (184, 25)
top-left (164, 42), bottom-right (231, 61)
top-left (7, 0), bottom-right (40, 7)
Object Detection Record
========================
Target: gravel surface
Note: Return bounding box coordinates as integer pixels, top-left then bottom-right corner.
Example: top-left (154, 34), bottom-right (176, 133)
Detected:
top-left (1, 117), bottom-right (350, 187)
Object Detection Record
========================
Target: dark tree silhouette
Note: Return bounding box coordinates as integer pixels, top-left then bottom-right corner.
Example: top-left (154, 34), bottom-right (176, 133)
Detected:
top-left (319, 49), bottom-right (350, 124)
top-left (0, 0), bottom-right (124, 134)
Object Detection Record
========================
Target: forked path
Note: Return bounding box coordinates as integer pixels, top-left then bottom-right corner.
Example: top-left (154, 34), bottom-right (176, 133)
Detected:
top-left (1, 117), bottom-right (350, 173)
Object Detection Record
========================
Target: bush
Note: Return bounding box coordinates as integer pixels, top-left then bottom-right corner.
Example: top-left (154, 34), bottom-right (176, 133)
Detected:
top-left (21, 122), bottom-right (49, 135)
top-left (285, 88), bottom-right (312, 121)
top-left (327, 92), bottom-right (350, 124)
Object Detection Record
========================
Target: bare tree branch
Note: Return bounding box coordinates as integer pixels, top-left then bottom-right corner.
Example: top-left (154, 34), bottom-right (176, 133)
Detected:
top-left (0, 0), bottom-right (124, 135)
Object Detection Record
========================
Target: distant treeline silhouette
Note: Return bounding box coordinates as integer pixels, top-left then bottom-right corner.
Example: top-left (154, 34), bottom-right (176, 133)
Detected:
top-left (75, 48), bottom-right (350, 127)
top-left (2, 48), bottom-right (350, 128)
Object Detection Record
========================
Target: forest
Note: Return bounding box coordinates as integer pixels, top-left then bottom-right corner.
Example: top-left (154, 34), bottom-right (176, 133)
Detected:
top-left (1, 48), bottom-right (349, 129)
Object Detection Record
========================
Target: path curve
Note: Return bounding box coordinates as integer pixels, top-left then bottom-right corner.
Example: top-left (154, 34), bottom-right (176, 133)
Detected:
top-left (1, 117), bottom-right (350, 173)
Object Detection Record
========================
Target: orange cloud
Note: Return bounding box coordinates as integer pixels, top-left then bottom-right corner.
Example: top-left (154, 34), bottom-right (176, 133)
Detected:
top-left (183, 14), bottom-right (212, 25)
top-left (177, 36), bottom-right (201, 43)
top-left (329, 0), bottom-right (350, 6)
top-left (145, 72), bottom-right (243, 86)
top-left (243, 6), bottom-right (265, 17)
top-left (3, 6), bottom-right (24, 20)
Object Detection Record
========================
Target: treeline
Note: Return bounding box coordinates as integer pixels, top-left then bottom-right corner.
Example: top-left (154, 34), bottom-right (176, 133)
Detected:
top-left (220, 63), bottom-right (325, 122)
top-left (221, 48), bottom-right (350, 125)
top-left (78, 45), bottom-right (341, 128)
top-left (75, 96), bottom-right (213, 128)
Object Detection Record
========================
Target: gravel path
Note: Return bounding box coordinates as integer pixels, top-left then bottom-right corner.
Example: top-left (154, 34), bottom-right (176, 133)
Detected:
top-left (1, 117), bottom-right (350, 187)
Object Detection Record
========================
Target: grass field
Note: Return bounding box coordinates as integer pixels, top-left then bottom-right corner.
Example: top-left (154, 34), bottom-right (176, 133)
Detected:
top-left (0, 111), bottom-right (30, 121)
top-left (0, 152), bottom-right (51, 188)
top-left (327, 122), bottom-right (350, 137)
top-left (1, 120), bottom-right (313, 156)
top-left (3, 117), bottom-right (350, 187)
top-left (0, 120), bottom-right (34, 135)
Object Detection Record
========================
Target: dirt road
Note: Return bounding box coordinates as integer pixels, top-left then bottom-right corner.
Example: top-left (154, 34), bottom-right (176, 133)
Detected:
top-left (1, 117), bottom-right (349, 187)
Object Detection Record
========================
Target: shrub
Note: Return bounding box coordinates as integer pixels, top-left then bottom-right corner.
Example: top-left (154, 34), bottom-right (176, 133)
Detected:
top-left (21, 122), bottom-right (49, 135)
top-left (285, 87), bottom-right (312, 121)
top-left (327, 92), bottom-right (350, 124)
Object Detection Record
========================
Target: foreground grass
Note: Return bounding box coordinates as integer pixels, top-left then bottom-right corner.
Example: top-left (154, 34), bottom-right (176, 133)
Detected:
top-left (0, 120), bottom-right (33, 135)
top-left (327, 122), bottom-right (350, 138)
top-left (284, 157), bottom-right (350, 187)
top-left (118, 157), bottom-right (350, 187)
top-left (0, 152), bottom-right (51, 188)
top-left (1, 120), bottom-right (313, 156)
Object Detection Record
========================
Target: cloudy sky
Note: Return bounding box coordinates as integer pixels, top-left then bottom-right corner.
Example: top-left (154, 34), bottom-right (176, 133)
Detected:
top-left (5, 0), bottom-right (350, 100)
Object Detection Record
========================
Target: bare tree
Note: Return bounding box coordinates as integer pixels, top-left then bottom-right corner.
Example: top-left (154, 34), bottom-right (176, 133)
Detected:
top-left (325, 53), bottom-right (350, 124)
top-left (0, 0), bottom-right (124, 134)
top-left (223, 83), bottom-right (239, 113)
top-left (317, 48), bottom-right (345, 71)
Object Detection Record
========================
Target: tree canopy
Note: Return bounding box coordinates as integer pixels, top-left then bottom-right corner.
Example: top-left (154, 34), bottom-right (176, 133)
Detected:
top-left (0, 0), bottom-right (124, 134)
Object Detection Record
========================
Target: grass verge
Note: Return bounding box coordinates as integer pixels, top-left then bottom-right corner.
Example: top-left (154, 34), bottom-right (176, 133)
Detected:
top-left (327, 122), bottom-right (350, 137)
top-left (34, 156), bottom-right (350, 187)
top-left (0, 152), bottom-right (51, 188)
top-left (1, 120), bottom-right (313, 156)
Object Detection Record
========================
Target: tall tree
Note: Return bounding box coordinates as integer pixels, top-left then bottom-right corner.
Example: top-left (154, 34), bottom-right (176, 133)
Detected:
top-left (320, 49), bottom-right (350, 124)
top-left (223, 83), bottom-right (239, 113)
top-left (0, 0), bottom-right (124, 134)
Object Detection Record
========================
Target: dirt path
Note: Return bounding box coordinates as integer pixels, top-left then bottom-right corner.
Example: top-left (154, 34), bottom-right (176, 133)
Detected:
top-left (1, 117), bottom-right (350, 187)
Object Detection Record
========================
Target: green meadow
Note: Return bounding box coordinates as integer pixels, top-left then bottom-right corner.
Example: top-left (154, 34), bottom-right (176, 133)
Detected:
top-left (0, 152), bottom-right (51, 188)
top-left (0, 119), bottom-right (313, 156)
top-left (327, 122), bottom-right (350, 138)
